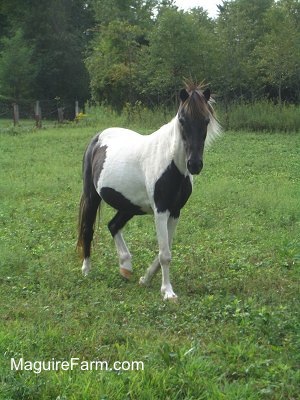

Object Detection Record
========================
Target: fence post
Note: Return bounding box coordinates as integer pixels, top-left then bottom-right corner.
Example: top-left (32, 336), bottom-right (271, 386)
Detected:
top-left (13, 103), bottom-right (19, 126)
top-left (34, 101), bottom-right (42, 128)
top-left (75, 101), bottom-right (79, 118)
top-left (58, 107), bottom-right (64, 123)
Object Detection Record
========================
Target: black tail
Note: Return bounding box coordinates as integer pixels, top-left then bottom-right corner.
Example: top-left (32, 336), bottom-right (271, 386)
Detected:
top-left (77, 135), bottom-right (101, 259)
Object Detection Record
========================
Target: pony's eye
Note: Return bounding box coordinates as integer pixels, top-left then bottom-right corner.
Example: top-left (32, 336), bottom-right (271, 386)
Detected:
top-left (205, 118), bottom-right (210, 125)
top-left (179, 117), bottom-right (185, 125)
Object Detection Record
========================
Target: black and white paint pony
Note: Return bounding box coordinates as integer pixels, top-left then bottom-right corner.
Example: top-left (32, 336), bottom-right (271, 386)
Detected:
top-left (77, 83), bottom-right (221, 300)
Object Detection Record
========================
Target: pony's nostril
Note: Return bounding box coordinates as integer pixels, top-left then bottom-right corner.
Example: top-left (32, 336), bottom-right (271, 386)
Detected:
top-left (187, 159), bottom-right (203, 174)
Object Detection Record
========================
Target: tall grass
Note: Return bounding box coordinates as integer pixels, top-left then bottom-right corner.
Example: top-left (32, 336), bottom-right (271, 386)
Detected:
top-left (220, 100), bottom-right (300, 133)
top-left (83, 100), bottom-right (299, 133)
top-left (84, 102), bottom-right (173, 133)
top-left (1, 100), bottom-right (299, 134)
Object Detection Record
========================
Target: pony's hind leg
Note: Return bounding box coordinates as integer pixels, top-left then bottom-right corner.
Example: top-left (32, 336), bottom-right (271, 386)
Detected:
top-left (77, 192), bottom-right (101, 276)
top-left (139, 256), bottom-right (160, 286)
top-left (108, 212), bottom-right (134, 279)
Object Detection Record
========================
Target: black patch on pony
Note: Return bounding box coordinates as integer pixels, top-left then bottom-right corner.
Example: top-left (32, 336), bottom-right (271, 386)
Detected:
top-left (100, 187), bottom-right (146, 216)
top-left (154, 161), bottom-right (192, 218)
top-left (108, 211), bottom-right (134, 237)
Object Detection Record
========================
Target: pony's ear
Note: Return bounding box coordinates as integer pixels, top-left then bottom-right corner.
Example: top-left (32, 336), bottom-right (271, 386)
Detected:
top-left (203, 88), bottom-right (210, 102)
top-left (179, 88), bottom-right (189, 103)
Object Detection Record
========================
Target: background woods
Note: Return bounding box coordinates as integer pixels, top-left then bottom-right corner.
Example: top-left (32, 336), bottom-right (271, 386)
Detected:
top-left (0, 0), bottom-right (299, 111)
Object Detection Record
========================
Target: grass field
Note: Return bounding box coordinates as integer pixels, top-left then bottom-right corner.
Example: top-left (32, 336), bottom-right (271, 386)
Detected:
top-left (0, 119), bottom-right (299, 399)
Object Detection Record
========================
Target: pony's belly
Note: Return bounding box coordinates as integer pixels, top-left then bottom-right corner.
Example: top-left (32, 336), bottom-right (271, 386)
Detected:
top-left (94, 131), bottom-right (153, 214)
top-left (100, 186), bottom-right (152, 215)
top-left (97, 171), bottom-right (152, 215)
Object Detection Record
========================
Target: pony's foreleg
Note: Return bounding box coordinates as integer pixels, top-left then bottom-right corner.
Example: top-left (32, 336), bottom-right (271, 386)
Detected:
top-left (108, 212), bottom-right (133, 279)
top-left (139, 216), bottom-right (178, 287)
top-left (156, 211), bottom-right (177, 300)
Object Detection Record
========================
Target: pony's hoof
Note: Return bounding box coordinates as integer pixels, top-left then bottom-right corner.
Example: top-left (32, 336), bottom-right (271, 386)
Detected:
top-left (139, 276), bottom-right (145, 285)
top-left (164, 295), bottom-right (178, 302)
top-left (163, 292), bottom-right (178, 302)
top-left (120, 268), bottom-right (132, 280)
top-left (139, 276), bottom-right (149, 286)
top-left (82, 261), bottom-right (91, 276)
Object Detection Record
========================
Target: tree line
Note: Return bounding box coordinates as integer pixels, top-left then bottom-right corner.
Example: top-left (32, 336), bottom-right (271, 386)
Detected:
top-left (0, 0), bottom-right (299, 110)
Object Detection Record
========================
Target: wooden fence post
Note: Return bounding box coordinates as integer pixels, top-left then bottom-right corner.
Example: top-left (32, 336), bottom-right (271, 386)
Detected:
top-left (13, 103), bottom-right (19, 126)
top-left (58, 107), bottom-right (64, 123)
top-left (75, 101), bottom-right (79, 117)
top-left (34, 101), bottom-right (42, 128)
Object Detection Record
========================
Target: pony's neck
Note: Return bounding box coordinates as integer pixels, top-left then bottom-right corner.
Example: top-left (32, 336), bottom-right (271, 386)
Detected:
top-left (170, 116), bottom-right (188, 175)
top-left (149, 115), bottom-right (188, 175)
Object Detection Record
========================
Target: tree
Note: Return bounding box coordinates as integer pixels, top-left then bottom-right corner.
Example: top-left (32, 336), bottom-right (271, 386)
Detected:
top-left (136, 7), bottom-right (217, 106)
top-left (91, 0), bottom-right (157, 28)
top-left (0, 0), bottom-right (93, 103)
top-left (215, 0), bottom-right (273, 102)
top-left (86, 20), bottom-right (144, 108)
top-left (255, 2), bottom-right (300, 104)
top-left (86, 0), bottom-right (160, 108)
top-left (0, 29), bottom-right (37, 100)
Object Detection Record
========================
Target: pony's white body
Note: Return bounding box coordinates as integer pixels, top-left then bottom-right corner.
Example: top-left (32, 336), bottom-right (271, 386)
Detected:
top-left (95, 118), bottom-right (189, 215)
top-left (78, 86), bottom-right (221, 300)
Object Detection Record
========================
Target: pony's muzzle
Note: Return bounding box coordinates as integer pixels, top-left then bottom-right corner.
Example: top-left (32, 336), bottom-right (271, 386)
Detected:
top-left (187, 159), bottom-right (203, 175)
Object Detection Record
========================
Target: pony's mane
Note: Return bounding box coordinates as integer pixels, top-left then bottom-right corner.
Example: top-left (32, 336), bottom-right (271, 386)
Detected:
top-left (182, 80), bottom-right (222, 147)
top-left (183, 80), bottom-right (212, 117)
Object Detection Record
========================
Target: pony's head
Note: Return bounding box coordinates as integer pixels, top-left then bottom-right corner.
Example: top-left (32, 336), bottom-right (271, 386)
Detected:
top-left (178, 82), bottom-right (216, 175)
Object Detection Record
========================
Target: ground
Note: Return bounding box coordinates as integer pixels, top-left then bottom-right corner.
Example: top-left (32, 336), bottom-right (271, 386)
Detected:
top-left (0, 122), bottom-right (299, 399)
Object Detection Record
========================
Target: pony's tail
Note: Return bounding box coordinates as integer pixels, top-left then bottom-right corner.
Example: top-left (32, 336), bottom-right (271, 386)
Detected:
top-left (76, 191), bottom-right (101, 259)
top-left (77, 134), bottom-right (102, 259)
top-left (77, 193), bottom-right (87, 258)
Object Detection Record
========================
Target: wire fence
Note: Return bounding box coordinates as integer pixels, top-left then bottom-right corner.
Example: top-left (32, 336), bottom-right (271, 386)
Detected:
top-left (0, 98), bottom-right (82, 126)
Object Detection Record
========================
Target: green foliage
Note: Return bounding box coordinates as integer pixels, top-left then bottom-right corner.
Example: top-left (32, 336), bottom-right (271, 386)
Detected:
top-left (86, 21), bottom-right (144, 109)
top-left (0, 0), bottom-right (93, 103)
top-left (137, 8), bottom-right (217, 105)
top-left (215, 0), bottom-right (273, 101)
top-left (85, 0), bottom-right (300, 109)
top-left (0, 29), bottom-right (37, 100)
top-left (0, 116), bottom-right (300, 398)
top-left (0, 0), bottom-right (300, 108)
top-left (255, 1), bottom-right (300, 104)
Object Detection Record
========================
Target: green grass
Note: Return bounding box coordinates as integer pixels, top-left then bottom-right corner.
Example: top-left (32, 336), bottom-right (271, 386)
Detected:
top-left (0, 118), bottom-right (299, 399)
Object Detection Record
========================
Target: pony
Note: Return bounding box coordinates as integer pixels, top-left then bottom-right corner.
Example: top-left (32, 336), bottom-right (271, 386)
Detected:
top-left (77, 82), bottom-right (221, 300)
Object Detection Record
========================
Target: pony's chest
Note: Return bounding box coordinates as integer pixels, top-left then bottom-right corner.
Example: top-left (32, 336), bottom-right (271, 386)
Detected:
top-left (153, 161), bottom-right (192, 217)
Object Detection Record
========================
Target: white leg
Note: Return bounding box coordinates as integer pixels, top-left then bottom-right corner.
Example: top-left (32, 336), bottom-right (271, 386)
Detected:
top-left (82, 258), bottom-right (91, 276)
top-left (156, 211), bottom-right (177, 300)
top-left (139, 256), bottom-right (160, 286)
top-left (140, 216), bottom-right (179, 287)
top-left (114, 231), bottom-right (133, 279)
top-left (167, 216), bottom-right (179, 248)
